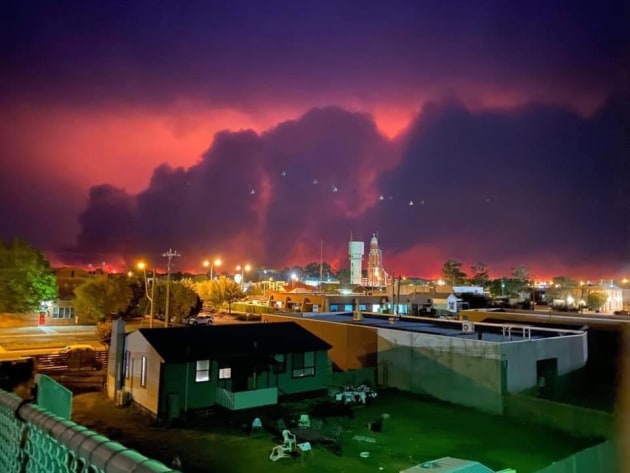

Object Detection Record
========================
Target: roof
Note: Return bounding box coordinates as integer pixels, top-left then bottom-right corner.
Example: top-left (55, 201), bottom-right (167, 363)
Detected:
top-left (296, 313), bottom-right (578, 342)
top-left (137, 322), bottom-right (332, 363)
top-left (400, 457), bottom-right (496, 473)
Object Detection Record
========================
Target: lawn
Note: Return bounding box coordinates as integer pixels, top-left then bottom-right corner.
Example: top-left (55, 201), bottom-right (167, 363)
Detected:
top-left (71, 389), bottom-right (599, 473)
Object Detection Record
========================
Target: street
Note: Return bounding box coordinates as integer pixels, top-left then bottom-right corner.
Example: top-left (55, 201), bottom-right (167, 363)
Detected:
top-left (0, 324), bottom-right (112, 360)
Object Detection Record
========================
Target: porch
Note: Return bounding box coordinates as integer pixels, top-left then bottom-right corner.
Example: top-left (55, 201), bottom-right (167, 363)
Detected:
top-left (215, 387), bottom-right (278, 410)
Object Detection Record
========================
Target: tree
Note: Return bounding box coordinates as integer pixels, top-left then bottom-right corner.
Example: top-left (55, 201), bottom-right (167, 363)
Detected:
top-left (96, 319), bottom-right (112, 346)
top-left (441, 259), bottom-right (467, 286)
top-left (153, 281), bottom-right (199, 323)
top-left (336, 268), bottom-right (351, 284)
top-left (210, 276), bottom-right (245, 314)
top-left (587, 292), bottom-right (607, 311)
top-left (488, 278), bottom-right (528, 298)
top-left (469, 262), bottom-right (489, 287)
top-left (74, 276), bottom-right (134, 323)
top-left (511, 265), bottom-right (530, 282)
top-left (191, 280), bottom-right (214, 310)
top-left (545, 276), bottom-right (579, 302)
top-left (304, 261), bottom-right (333, 279)
top-left (0, 238), bottom-right (58, 313)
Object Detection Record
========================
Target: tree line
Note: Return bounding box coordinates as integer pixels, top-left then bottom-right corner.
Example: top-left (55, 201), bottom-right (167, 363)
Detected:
top-left (440, 259), bottom-right (609, 310)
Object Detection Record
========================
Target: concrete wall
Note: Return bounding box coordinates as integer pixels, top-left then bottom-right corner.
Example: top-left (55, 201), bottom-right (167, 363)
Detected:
top-left (500, 333), bottom-right (587, 392)
top-left (505, 393), bottom-right (613, 438)
top-left (376, 328), bottom-right (504, 414)
top-left (261, 314), bottom-right (377, 370)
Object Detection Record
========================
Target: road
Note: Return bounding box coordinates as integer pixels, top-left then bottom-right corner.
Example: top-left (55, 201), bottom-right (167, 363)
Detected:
top-left (0, 324), bottom-right (119, 360)
top-left (0, 316), bottom-right (245, 360)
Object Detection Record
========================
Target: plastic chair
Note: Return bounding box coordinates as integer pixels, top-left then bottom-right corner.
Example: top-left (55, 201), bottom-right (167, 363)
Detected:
top-left (282, 430), bottom-right (297, 452)
top-left (298, 414), bottom-right (311, 428)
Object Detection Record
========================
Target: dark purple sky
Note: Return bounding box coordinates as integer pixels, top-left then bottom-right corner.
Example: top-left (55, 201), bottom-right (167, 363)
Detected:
top-left (0, 0), bottom-right (628, 278)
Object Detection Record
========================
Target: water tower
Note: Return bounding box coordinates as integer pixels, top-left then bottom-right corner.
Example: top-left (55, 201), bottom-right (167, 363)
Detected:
top-left (348, 240), bottom-right (364, 285)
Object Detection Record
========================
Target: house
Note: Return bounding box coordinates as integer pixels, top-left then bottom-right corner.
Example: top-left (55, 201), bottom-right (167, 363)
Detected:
top-left (260, 311), bottom-right (588, 414)
top-left (109, 321), bottom-right (332, 419)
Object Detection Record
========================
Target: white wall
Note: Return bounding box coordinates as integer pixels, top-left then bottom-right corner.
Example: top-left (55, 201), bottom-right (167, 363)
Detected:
top-left (124, 331), bottom-right (163, 416)
top-left (375, 327), bottom-right (587, 413)
top-left (376, 327), bottom-right (504, 413)
top-left (500, 333), bottom-right (587, 392)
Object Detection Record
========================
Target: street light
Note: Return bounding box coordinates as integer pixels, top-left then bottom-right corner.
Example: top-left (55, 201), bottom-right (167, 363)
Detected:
top-left (203, 258), bottom-right (222, 280)
top-left (236, 264), bottom-right (251, 289)
top-left (137, 262), bottom-right (156, 329)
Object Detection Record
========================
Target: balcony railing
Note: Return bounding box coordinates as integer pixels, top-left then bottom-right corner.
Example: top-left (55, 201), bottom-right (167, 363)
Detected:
top-left (215, 387), bottom-right (278, 410)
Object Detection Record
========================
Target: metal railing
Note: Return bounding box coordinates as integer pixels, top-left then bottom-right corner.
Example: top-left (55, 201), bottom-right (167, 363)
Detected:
top-left (0, 389), bottom-right (179, 473)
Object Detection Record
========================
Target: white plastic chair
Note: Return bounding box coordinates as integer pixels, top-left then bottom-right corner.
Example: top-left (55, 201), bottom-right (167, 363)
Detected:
top-left (298, 414), bottom-right (311, 428)
top-left (282, 430), bottom-right (297, 452)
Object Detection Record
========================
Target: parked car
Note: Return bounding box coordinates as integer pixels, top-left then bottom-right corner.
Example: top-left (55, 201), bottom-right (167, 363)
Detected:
top-left (183, 315), bottom-right (214, 326)
top-left (59, 344), bottom-right (95, 354)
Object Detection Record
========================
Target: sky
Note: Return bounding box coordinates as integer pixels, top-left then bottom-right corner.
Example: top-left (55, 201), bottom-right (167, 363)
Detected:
top-left (0, 0), bottom-right (628, 279)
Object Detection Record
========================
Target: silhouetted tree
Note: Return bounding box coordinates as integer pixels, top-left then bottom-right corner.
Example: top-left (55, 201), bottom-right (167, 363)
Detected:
top-left (469, 262), bottom-right (489, 287)
top-left (441, 259), bottom-right (467, 286)
top-left (336, 268), bottom-right (351, 284)
top-left (587, 292), bottom-right (607, 311)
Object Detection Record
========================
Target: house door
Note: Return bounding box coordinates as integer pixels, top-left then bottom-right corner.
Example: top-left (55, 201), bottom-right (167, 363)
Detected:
top-left (231, 369), bottom-right (249, 392)
top-left (536, 358), bottom-right (557, 397)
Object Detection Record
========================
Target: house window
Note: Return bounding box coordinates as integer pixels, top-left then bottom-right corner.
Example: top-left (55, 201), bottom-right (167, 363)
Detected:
top-left (124, 351), bottom-right (130, 379)
top-left (273, 354), bottom-right (286, 374)
top-left (219, 367), bottom-right (231, 379)
top-left (140, 356), bottom-right (147, 387)
top-left (196, 360), bottom-right (210, 382)
top-left (52, 306), bottom-right (75, 319)
top-left (292, 352), bottom-right (315, 378)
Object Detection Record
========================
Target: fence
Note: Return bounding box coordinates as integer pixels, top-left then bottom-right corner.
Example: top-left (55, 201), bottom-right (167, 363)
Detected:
top-left (0, 389), bottom-right (178, 473)
top-left (533, 440), bottom-right (618, 473)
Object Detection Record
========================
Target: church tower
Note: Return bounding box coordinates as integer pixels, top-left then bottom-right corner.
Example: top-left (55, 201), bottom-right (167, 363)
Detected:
top-left (367, 233), bottom-right (384, 287)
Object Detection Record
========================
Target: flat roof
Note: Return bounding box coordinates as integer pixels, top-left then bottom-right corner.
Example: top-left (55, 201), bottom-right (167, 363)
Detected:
top-left (291, 312), bottom-right (584, 343)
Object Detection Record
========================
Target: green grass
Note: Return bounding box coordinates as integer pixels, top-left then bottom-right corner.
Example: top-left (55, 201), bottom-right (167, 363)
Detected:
top-left (71, 390), bottom-right (599, 473)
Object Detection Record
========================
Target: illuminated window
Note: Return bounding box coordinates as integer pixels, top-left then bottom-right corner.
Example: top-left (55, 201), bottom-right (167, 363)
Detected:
top-left (292, 352), bottom-right (315, 378)
top-left (140, 356), bottom-right (147, 387)
top-left (196, 360), bottom-right (210, 382)
top-left (219, 367), bottom-right (231, 379)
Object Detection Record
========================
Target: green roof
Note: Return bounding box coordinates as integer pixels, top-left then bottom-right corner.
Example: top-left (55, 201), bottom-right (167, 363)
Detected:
top-left (400, 457), bottom-right (496, 473)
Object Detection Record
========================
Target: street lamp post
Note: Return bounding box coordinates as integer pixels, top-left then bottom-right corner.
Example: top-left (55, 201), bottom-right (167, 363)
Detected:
top-left (236, 264), bottom-right (251, 290)
top-left (162, 249), bottom-right (181, 328)
top-left (137, 262), bottom-right (156, 329)
top-left (203, 258), bottom-right (222, 280)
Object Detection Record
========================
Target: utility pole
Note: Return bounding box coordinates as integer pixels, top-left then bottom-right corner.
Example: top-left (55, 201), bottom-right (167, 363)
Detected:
top-left (319, 239), bottom-right (324, 292)
top-left (162, 249), bottom-right (181, 328)
top-left (149, 268), bottom-right (156, 328)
